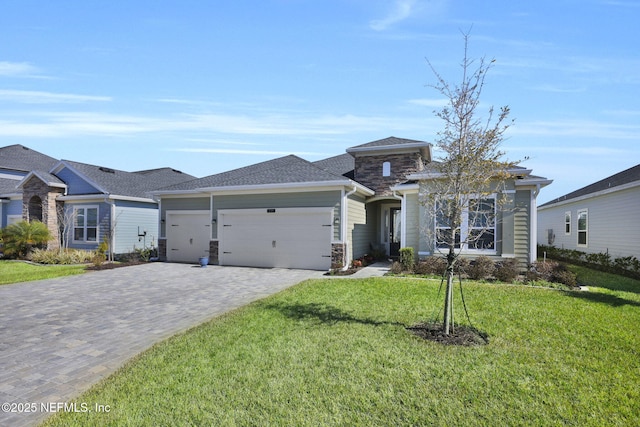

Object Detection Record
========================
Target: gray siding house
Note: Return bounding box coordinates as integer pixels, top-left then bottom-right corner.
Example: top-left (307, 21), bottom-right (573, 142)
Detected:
top-left (154, 137), bottom-right (551, 270)
top-left (537, 164), bottom-right (640, 260)
top-left (0, 144), bottom-right (194, 255)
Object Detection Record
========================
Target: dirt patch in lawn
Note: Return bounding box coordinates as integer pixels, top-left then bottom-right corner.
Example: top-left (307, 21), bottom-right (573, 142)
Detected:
top-left (407, 322), bottom-right (489, 346)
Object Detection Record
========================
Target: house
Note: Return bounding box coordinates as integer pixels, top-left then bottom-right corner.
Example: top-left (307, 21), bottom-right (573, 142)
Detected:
top-left (0, 144), bottom-right (195, 254)
top-left (153, 137), bottom-right (551, 270)
top-left (537, 163), bottom-right (640, 260)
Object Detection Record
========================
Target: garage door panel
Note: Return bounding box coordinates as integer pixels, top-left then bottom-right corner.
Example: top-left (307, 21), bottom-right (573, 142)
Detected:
top-left (166, 212), bottom-right (210, 263)
top-left (218, 208), bottom-right (332, 270)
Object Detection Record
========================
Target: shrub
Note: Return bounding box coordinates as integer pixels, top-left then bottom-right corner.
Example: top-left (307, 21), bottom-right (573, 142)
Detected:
top-left (494, 258), bottom-right (520, 283)
top-left (468, 256), bottom-right (495, 280)
top-left (526, 261), bottom-right (578, 287)
top-left (399, 247), bottom-right (415, 272)
top-left (415, 256), bottom-right (447, 276)
top-left (30, 248), bottom-right (94, 265)
top-left (389, 261), bottom-right (404, 274)
top-left (1, 220), bottom-right (51, 258)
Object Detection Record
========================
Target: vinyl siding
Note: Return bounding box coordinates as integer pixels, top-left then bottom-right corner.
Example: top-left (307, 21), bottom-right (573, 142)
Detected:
top-left (55, 167), bottom-right (100, 195)
top-left (404, 192), bottom-right (420, 258)
top-left (113, 201), bottom-right (159, 254)
top-left (212, 191), bottom-right (341, 240)
top-left (514, 190), bottom-right (531, 264)
top-left (538, 184), bottom-right (640, 259)
top-left (347, 193), bottom-right (368, 260)
top-left (160, 197), bottom-right (210, 237)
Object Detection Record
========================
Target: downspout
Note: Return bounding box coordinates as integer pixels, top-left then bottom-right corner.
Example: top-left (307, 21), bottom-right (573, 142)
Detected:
top-left (392, 190), bottom-right (406, 250)
top-left (341, 184), bottom-right (358, 270)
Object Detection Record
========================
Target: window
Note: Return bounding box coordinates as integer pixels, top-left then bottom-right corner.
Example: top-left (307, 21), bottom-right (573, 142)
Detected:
top-left (74, 206), bottom-right (99, 243)
top-left (435, 196), bottom-right (496, 252)
top-left (577, 209), bottom-right (588, 246)
top-left (565, 212), bottom-right (571, 234)
top-left (382, 161), bottom-right (391, 177)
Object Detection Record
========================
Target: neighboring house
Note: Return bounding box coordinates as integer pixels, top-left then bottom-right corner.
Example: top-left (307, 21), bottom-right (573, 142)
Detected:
top-left (153, 137), bottom-right (551, 270)
top-left (537, 163), bottom-right (640, 260)
top-left (0, 144), bottom-right (194, 254)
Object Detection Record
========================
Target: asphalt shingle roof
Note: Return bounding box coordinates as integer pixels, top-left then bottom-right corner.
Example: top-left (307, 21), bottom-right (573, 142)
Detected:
top-left (157, 155), bottom-right (350, 192)
top-left (540, 163), bottom-right (640, 207)
top-left (0, 144), bottom-right (58, 172)
top-left (61, 160), bottom-right (196, 198)
top-left (347, 136), bottom-right (428, 150)
top-left (312, 153), bottom-right (355, 178)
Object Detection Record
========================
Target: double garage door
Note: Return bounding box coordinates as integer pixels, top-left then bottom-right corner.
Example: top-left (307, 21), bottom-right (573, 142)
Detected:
top-left (218, 207), bottom-right (333, 271)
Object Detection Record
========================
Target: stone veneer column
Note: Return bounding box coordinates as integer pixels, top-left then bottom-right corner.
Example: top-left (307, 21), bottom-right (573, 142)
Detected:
top-left (21, 178), bottom-right (65, 250)
top-left (331, 243), bottom-right (345, 269)
top-left (209, 240), bottom-right (219, 264)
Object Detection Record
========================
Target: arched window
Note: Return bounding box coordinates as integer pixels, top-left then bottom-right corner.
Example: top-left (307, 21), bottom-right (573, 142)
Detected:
top-left (382, 161), bottom-right (391, 177)
top-left (28, 196), bottom-right (43, 222)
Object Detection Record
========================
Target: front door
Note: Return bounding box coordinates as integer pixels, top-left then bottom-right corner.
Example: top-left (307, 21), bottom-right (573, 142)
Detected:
top-left (389, 207), bottom-right (401, 257)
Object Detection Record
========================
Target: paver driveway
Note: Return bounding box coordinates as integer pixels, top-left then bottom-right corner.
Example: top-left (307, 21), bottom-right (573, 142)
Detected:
top-left (0, 262), bottom-right (324, 427)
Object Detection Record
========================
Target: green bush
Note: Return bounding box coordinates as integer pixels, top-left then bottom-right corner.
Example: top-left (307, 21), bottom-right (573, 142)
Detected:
top-left (399, 247), bottom-right (415, 272)
top-left (495, 258), bottom-right (520, 283)
top-left (538, 245), bottom-right (640, 280)
top-left (468, 256), bottom-right (495, 280)
top-left (1, 220), bottom-right (51, 258)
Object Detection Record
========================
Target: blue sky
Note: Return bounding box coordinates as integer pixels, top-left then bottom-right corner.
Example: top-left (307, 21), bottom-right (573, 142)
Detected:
top-left (1, 0), bottom-right (638, 204)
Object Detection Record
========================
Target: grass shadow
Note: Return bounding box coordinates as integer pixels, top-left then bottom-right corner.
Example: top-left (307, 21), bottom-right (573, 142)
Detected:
top-left (263, 302), bottom-right (406, 328)
top-left (564, 289), bottom-right (640, 308)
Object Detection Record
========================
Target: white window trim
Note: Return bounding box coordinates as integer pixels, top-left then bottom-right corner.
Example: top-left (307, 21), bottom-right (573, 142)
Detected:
top-left (434, 194), bottom-right (497, 255)
top-left (564, 211), bottom-right (571, 235)
top-left (577, 208), bottom-right (588, 247)
top-left (72, 205), bottom-right (100, 244)
top-left (382, 161), bottom-right (391, 177)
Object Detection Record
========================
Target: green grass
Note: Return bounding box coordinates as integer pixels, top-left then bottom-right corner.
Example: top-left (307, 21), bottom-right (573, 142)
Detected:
top-left (42, 269), bottom-right (640, 426)
top-left (0, 260), bottom-right (86, 285)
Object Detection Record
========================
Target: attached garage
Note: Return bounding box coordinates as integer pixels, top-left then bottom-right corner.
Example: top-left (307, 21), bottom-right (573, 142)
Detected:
top-left (166, 210), bottom-right (211, 263)
top-left (218, 207), bottom-right (333, 270)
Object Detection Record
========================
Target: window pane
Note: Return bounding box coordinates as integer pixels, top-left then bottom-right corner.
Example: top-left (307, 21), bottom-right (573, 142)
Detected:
top-left (469, 229), bottom-right (495, 250)
top-left (75, 209), bottom-right (85, 227)
top-left (578, 212), bottom-right (587, 231)
top-left (74, 228), bottom-right (84, 241)
top-left (87, 228), bottom-right (97, 242)
top-left (578, 231), bottom-right (587, 245)
top-left (87, 208), bottom-right (98, 226)
top-left (469, 198), bottom-right (495, 228)
top-left (436, 228), bottom-right (460, 249)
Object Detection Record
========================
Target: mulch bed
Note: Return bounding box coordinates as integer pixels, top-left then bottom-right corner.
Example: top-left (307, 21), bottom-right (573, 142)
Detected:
top-left (86, 261), bottom-right (145, 271)
top-left (407, 322), bottom-right (489, 346)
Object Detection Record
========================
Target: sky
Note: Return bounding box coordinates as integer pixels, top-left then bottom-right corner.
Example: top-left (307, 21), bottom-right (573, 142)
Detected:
top-left (1, 0), bottom-right (638, 204)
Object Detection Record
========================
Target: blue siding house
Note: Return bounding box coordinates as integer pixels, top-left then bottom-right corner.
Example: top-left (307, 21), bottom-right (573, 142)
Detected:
top-left (0, 144), bottom-right (195, 255)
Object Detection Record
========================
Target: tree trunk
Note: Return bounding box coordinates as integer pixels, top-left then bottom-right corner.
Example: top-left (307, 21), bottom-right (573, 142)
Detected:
top-left (443, 250), bottom-right (456, 334)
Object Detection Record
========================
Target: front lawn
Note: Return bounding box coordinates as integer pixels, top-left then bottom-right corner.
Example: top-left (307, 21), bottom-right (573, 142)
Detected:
top-left (0, 260), bottom-right (86, 285)
top-left (43, 269), bottom-right (639, 426)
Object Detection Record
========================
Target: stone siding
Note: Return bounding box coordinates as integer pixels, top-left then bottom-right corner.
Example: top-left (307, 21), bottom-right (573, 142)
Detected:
top-left (353, 152), bottom-right (424, 196)
top-left (331, 243), bottom-right (345, 269)
top-left (21, 177), bottom-right (65, 250)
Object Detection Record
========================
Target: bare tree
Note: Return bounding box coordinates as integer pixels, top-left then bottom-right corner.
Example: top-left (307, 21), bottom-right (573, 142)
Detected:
top-left (421, 33), bottom-right (519, 335)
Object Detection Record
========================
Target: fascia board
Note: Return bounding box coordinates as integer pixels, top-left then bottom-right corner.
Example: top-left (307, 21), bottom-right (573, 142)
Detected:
top-left (538, 179), bottom-right (640, 211)
top-left (196, 180), bottom-right (375, 196)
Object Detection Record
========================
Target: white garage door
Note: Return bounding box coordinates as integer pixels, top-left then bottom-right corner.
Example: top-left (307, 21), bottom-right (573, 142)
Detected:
top-left (218, 207), bottom-right (333, 270)
top-left (166, 211), bottom-right (211, 263)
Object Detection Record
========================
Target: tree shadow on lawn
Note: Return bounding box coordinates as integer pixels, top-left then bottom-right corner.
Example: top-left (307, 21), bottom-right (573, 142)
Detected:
top-left (262, 302), bottom-right (489, 345)
top-left (564, 289), bottom-right (640, 308)
top-left (262, 302), bottom-right (405, 328)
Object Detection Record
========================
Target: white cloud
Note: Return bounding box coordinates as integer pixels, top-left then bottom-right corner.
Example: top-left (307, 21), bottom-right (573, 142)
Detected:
top-left (0, 61), bottom-right (45, 78)
top-left (0, 89), bottom-right (111, 103)
top-left (169, 147), bottom-right (327, 157)
top-left (510, 119), bottom-right (640, 140)
top-left (407, 98), bottom-right (450, 108)
top-left (370, 0), bottom-right (417, 31)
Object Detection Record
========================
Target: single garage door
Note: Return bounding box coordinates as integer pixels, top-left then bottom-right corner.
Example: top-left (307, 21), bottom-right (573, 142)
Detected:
top-left (166, 211), bottom-right (211, 263)
top-left (218, 207), bottom-right (333, 270)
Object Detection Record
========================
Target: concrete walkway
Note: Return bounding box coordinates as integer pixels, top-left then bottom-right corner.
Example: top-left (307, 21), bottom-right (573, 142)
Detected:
top-left (0, 263), bottom-right (325, 427)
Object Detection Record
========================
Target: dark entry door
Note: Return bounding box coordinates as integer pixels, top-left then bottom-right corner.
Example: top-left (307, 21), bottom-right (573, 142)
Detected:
top-left (390, 207), bottom-right (401, 257)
